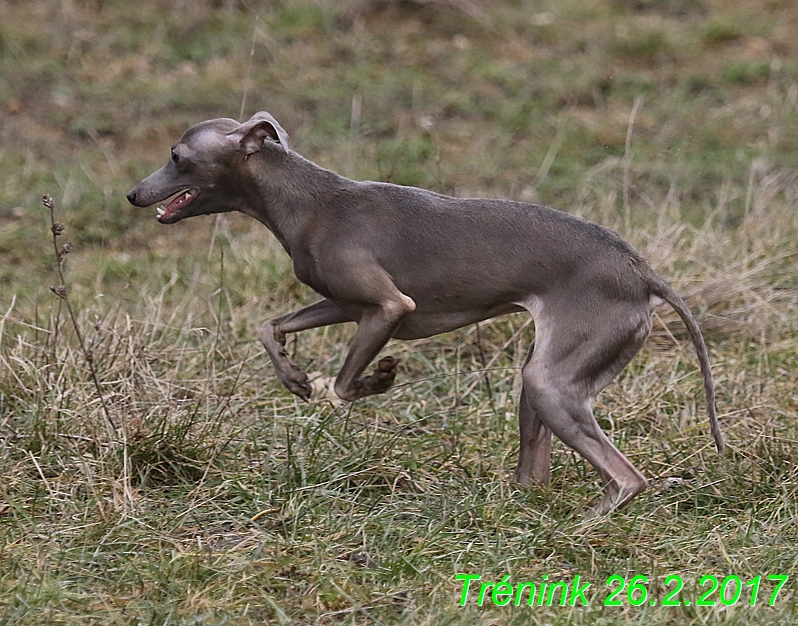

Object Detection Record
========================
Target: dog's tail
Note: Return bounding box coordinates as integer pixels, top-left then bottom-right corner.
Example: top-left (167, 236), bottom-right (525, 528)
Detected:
top-left (646, 272), bottom-right (724, 453)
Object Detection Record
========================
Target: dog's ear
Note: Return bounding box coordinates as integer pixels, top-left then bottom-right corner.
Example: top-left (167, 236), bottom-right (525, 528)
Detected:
top-left (230, 112), bottom-right (289, 155)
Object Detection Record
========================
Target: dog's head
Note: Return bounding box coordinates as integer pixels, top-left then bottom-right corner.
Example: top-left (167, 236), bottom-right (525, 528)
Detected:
top-left (126, 112), bottom-right (290, 224)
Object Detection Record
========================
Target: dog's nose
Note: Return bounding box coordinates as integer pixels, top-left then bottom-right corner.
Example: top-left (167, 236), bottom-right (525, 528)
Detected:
top-left (126, 190), bottom-right (137, 205)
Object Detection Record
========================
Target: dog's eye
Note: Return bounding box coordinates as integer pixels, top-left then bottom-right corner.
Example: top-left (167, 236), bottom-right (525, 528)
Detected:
top-left (171, 151), bottom-right (180, 164)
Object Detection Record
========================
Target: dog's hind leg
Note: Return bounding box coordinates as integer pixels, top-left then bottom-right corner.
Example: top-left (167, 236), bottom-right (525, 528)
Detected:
top-left (515, 342), bottom-right (553, 486)
top-left (522, 302), bottom-right (652, 514)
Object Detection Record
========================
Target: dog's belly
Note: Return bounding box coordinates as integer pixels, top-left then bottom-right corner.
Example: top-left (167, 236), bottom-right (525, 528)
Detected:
top-left (391, 303), bottom-right (524, 340)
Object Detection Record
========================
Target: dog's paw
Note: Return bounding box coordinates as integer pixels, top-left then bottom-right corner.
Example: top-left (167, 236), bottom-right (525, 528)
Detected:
top-left (356, 356), bottom-right (399, 397)
top-left (372, 356), bottom-right (399, 390)
top-left (289, 380), bottom-right (312, 401)
top-left (279, 366), bottom-right (312, 401)
top-left (376, 355), bottom-right (398, 376)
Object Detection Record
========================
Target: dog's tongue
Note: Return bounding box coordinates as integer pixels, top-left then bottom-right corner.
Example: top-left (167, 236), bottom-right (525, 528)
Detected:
top-left (157, 190), bottom-right (194, 223)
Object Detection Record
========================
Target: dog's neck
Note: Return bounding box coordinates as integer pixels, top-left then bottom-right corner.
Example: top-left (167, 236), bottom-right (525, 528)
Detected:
top-left (237, 151), bottom-right (350, 256)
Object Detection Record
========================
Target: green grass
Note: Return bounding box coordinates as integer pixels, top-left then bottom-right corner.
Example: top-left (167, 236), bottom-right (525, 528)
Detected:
top-left (1, 0), bottom-right (798, 623)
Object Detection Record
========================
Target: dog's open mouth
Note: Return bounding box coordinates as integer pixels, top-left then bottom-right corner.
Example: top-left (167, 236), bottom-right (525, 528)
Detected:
top-left (156, 188), bottom-right (199, 224)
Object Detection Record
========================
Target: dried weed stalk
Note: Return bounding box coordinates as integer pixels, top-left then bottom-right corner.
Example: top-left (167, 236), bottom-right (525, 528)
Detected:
top-left (43, 194), bottom-right (116, 433)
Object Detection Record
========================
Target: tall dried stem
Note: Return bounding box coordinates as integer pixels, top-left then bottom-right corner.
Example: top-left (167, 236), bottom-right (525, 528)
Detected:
top-left (43, 194), bottom-right (116, 434)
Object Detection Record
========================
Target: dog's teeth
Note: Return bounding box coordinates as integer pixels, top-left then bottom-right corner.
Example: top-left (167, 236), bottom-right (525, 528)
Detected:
top-left (157, 206), bottom-right (165, 216)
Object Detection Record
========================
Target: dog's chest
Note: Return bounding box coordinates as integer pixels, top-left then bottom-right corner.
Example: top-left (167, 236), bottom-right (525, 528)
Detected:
top-left (291, 251), bottom-right (334, 299)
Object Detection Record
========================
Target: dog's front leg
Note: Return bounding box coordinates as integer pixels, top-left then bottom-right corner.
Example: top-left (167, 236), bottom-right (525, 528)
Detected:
top-left (259, 299), bottom-right (351, 400)
top-left (333, 296), bottom-right (415, 402)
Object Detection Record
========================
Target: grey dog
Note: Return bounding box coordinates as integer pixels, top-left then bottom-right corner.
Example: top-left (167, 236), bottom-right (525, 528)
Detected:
top-left (127, 111), bottom-right (723, 514)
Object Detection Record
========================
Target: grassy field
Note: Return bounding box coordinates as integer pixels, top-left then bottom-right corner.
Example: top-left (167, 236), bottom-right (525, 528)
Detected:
top-left (1, 0), bottom-right (797, 623)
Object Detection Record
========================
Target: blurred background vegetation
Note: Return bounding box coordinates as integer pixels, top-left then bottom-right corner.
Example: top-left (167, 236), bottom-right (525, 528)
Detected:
top-left (2, 0), bottom-right (797, 278)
